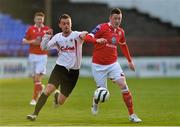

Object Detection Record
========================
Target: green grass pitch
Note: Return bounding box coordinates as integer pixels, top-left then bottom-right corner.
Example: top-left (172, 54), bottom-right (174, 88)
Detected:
top-left (0, 77), bottom-right (180, 126)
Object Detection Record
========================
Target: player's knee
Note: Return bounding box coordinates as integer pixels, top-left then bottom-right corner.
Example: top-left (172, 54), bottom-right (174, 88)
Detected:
top-left (44, 90), bottom-right (51, 96)
top-left (34, 78), bottom-right (40, 83)
top-left (34, 74), bottom-right (42, 82)
top-left (116, 77), bottom-right (126, 86)
top-left (120, 82), bottom-right (129, 93)
top-left (116, 78), bottom-right (129, 92)
top-left (44, 84), bottom-right (56, 96)
top-left (121, 84), bottom-right (129, 93)
top-left (59, 100), bottom-right (65, 105)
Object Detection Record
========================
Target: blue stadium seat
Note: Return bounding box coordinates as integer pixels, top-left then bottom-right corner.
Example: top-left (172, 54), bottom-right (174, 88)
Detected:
top-left (0, 13), bottom-right (29, 56)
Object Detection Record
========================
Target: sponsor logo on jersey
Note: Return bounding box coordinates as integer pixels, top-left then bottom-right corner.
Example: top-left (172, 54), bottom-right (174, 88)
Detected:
top-left (60, 45), bottom-right (75, 51)
top-left (106, 43), bottom-right (117, 49)
top-left (70, 39), bottom-right (73, 42)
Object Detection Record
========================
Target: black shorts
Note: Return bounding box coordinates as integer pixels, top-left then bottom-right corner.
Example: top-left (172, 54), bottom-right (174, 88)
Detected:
top-left (48, 64), bottom-right (79, 97)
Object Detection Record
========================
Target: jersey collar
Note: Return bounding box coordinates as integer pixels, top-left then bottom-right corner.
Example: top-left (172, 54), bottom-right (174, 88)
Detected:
top-left (34, 24), bottom-right (45, 28)
top-left (108, 22), bottom-right (120, 32)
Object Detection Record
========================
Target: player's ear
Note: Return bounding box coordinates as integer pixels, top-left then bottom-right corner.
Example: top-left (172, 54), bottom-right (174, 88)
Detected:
top-left (70, 19), bottom-right (72, 27)
top-left (34, 17), bottom-right (36, 23)
top-left (109, 16), bottom-right (112, 22)
top-left (71, 23), bottom-right (72, 28)
top-left (58, 22), bottom-right (61, 29)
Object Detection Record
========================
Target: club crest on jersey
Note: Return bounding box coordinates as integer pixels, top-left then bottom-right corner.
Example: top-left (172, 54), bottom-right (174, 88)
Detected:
top-left (111, 37), bottom-right (116, 44)
top-left (70, 39), bottom-right (73, 42)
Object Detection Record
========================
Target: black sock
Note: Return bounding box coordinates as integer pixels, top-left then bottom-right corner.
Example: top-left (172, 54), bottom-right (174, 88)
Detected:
top-left (94, 98), bottom-right (99, 104)
top-left (54, 92), bottom-right (59, 104)
top-left (33, 92), bottom-right (48, 115)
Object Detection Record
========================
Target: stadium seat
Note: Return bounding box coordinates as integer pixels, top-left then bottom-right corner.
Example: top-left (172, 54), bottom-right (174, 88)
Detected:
top-left (0, 13), bottom-right (29, 56)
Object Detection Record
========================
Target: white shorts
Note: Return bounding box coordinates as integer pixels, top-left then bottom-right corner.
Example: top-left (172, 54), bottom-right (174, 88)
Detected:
top-left (28, 54), bottom-right (47, 76)
top-left (92, 62), bottom-right (124, 88)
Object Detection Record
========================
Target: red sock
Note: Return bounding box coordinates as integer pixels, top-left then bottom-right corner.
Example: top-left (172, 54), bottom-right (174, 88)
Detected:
top-left (122, 91), bottom-right (134, 115)
top-left (33, 82), bottom-right (43, 100)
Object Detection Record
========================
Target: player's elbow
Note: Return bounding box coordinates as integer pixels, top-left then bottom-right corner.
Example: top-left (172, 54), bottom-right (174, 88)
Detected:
top-left (84, 34), bottom-right (96, 43)
top-left (22, 38), bottom-right (28, 44)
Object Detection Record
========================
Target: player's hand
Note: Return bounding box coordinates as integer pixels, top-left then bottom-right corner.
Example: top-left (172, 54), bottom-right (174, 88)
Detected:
top-left (22, 38), bottom-right (28, 44)
top-left (96, 38), bottom-right (107, 44)
top-left (80, 31), bottom-right (88, 40)
top-left (128, 61), bottom-right (135, 72)
top-left (29, 39), bottom-right (41, 45)
top-left (46, 28), bottom-right (53, 35)
top-left (22, 38), bottom-right (39, 45)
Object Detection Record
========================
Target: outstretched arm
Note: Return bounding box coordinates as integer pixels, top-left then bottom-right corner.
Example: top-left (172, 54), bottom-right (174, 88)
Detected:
top-left (79, 31), bottom-right (88, 40)
top-left (22, 38), bottom-right (41, 45)
top-left (41, 34), bottom-right (52, 50)
top-left (84, 34), bottom-right (107, 44)
top-left (84, 24), bottom-right (107, 44)
top-left (41, 29), bottom-right (54, 50)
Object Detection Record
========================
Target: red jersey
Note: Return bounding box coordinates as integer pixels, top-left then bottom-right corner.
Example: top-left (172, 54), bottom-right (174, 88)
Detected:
top-left (25, 25), bottom-right (50, 55)
top-left (85, 23), bottom-right (131, 65)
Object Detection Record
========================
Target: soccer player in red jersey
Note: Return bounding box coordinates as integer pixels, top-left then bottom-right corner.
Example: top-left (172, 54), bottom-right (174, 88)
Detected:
top-left (22, 12), bottom-right (51, 106)
top-left (84, 8), bottom-right (142, 123)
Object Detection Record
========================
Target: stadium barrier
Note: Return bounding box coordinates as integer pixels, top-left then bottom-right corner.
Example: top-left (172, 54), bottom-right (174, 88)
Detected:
top-left (0, 57), bottom-right (180, 78)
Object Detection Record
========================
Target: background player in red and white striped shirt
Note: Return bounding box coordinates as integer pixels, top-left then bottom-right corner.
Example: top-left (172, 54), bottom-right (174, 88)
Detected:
top-left (22, 12), bottom-right (51, 106)
top-left (84, 8), bottom-right (142, 123)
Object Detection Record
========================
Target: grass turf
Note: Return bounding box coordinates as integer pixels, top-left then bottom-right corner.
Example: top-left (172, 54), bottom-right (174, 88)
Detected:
top-left (0, 77), bottom-right (180, 126)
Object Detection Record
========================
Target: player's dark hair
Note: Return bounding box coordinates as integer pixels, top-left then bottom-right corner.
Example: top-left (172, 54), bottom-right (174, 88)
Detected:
top-left (34, 12), bottom-right (45, 17)
top-left (110, 8), bottom-right (122, 15)
top-left (59, 14), bottom-right (71, 22)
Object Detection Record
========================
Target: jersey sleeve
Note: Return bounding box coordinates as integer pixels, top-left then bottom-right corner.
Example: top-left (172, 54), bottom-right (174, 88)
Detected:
top-left (119, 44), bottom-right (132, 62)
top-left (90, 24), bottom-right (103, 38)
top-left (84, 24), bottom-right (104, 43)
top-left (74, 31), bottom-right (87, 44)
top-left (46, 34), bottom-right (59, 50)
top-left (75, 31), bottom-right (82, 40)
top-left (41, 34), bottom-right (59, 50)
top-left (24, 27), bottom-right (31, 40)
top-left (118, 30), bottom-right (132, 62)
top-left (119, 29), bottom-right (126, 44)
